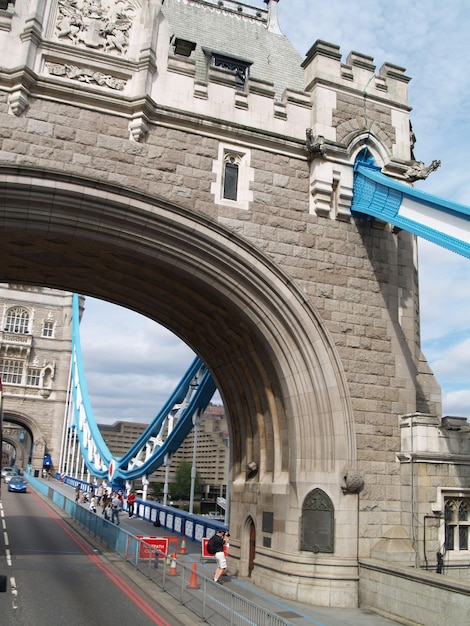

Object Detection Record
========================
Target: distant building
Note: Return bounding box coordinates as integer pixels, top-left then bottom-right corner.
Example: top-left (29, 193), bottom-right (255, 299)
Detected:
top-left (0, 284), bottom-right (74, 475)
top-left (98, 404), bottom-right (228, 497)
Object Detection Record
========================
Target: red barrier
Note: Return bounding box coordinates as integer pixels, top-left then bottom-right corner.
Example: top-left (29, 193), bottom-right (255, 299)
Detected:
top-left (136, 536), bottom-right (169, 559)
top-left (202, 538), bottom-right (216, 560)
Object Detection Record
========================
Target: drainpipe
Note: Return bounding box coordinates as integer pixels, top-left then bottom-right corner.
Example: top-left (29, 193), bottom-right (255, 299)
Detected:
top-left (264, 0), bottom-right (282, 35)
top-left (409, 415), bottom-right (419, 567)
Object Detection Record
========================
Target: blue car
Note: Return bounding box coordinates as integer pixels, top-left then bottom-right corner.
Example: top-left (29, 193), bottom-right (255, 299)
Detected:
top-left (8, 476), bottom-right (27, 493)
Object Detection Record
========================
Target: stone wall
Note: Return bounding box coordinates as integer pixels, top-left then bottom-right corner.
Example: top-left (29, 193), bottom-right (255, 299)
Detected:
top-left (360, 558), bottom-right (470, 625)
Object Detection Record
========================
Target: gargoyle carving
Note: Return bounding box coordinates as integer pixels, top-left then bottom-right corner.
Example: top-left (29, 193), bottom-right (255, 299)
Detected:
top-left (404, 159), bottom-right (441, 182)
top-left (306, 129), bottom-right (326, 160)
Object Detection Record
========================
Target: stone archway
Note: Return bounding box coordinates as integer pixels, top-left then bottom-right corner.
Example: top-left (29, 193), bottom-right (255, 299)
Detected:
top-left (2, 412), bottom-right (47, 472)
top-left (0, 167), bottom-right (358, 599)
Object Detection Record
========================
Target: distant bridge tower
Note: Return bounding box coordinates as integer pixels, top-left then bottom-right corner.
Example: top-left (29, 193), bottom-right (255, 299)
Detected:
top-left (0, 285), bottom-right (74, 476)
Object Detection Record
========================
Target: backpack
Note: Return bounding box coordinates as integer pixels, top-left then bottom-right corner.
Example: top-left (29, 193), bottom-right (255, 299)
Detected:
top-left (206, 535), bottom-right (219, 555)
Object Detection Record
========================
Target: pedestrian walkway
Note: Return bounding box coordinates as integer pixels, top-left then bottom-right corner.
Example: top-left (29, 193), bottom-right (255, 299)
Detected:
top-left (49, 479), bottom-right (402, 626)
top-left (120, 516), bottom-right (401, 626)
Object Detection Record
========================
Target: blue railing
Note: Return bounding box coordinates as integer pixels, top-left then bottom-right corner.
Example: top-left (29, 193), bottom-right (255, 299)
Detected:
top-left (55, 472), bottom-right (227, 541)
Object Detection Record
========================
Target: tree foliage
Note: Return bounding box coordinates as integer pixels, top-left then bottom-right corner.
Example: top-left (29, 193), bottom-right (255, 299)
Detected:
top-left (171, 460), bottom-right (203, 500)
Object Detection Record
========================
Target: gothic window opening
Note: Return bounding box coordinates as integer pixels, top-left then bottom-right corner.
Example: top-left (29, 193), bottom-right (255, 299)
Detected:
top-left (223, 157), bottom-right (239, 201)
top-left (445, 497), bottom-right (470, 552)
top-left (4, 307), bottom-right (29, 333)
top-left (211, 143), bottom-right (254, 210)
top-left (0, 358), bottom-right (24, 384)
top-left (300, 488), bottom-right (334, 553)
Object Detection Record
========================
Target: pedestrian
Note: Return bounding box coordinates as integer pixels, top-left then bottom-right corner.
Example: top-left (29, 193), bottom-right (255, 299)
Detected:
top-left (75, 484), bottom-right (80, 502)
top-left (208, 529), bottom-right (228, 583)
top-left (126, 490), bottom-right (136, 518)
top-left (111, 493), bottom-right (121, 525)
top-left (100, 493), bottom-right (108, 514)
top-left (89, 493), bottom-right (97, 513)
top-left (103, 500), bottom-right (112, 521)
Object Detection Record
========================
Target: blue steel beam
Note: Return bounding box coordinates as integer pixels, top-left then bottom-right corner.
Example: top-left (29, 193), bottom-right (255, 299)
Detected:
top-left (70, 294), bottom-right (216, 482)
top-left (352, 162), bottom-right (470, 259)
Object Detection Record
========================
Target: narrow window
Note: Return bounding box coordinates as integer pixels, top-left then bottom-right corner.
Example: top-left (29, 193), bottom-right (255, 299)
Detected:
top-left (223, 157), bottom-right (239, 200)
top-left (444, 497), bottom-right (470, 552)
top-left (27, 368), bottom-right (41, 386)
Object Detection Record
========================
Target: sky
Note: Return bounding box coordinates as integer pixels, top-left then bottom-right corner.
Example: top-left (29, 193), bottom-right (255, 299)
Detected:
top-left (80, 0), bottom-right (470, 424)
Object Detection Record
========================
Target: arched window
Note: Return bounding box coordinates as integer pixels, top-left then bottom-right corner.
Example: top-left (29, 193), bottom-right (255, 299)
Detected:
top-left (223, 155), bottom-right (239, 201)
top-left (445, 497), bottom-right (470, 552)
top-left (300, 488), bottom-right (334, 553)
top-left (5, 307), bottom-right (29, 334)
top-left (211, 143), bottom-right (254, 210)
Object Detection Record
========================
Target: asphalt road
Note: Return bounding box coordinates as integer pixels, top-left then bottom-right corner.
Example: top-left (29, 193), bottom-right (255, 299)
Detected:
top-left (0, 486), bottom-right (190, 626)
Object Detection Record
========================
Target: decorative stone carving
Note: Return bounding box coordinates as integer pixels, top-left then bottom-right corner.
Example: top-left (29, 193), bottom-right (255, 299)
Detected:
top-left (56, 0), bottom-right (134, 56)
top-left (404, 159), bottom-right (441, 182)
top-left (306, 129), bottom-right (326, 159)
top-left (128, 116), bottom-right (149, 142)
top-left (46, 62), bottom-right (126, 90)
top-left (8, 89), bottom-right (29, 116)
top-left (342, 469), bottom-right (365, 494)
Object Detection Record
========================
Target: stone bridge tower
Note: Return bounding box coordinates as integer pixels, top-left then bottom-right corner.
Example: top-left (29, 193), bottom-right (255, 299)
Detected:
top-left (1, 0), bottom-right (459, 608)
top-left (0, 285), bottom-right (74, 476)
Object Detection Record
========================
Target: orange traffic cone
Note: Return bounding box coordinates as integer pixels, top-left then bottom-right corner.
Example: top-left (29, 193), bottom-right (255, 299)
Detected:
top-left (168, 552), bottom-right (178, 576)
top-left (179, 538), bottom-right (187, 555)
top-left (187, 562), bottom-right (199, 589)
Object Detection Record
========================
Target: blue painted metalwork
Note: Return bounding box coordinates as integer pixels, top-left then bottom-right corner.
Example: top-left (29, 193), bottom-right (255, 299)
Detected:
top-left (352, 159), bottom-right (470, 259)
top-left (70, 294), bottom-right (216, 481)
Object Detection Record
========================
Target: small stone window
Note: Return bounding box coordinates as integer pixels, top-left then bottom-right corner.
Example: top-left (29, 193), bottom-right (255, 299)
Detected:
top-left (300, 488), bottom-right (334, 553)
top-left (42, 320), bottom-right (55, 338)
top-left (211, 143), bottom-right (254, 210)
top-left (223, 156), bottom-right (239, 201)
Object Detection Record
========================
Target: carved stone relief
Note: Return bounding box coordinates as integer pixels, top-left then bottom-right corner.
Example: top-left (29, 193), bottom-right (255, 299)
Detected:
top-left (56, 0), bottom-right (135, 56)
top-left (46, 62), bottom-right (126, 90)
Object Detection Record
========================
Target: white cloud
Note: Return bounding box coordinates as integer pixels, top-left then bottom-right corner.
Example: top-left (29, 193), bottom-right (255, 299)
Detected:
top-left (80, 299), bottom-right (195, 424)
top-left (443, 390), bottom-right (470, 418)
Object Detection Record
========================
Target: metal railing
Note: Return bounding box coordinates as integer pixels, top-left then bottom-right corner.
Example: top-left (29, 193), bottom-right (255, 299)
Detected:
top-left (29, 476), bottom-right (292, 626)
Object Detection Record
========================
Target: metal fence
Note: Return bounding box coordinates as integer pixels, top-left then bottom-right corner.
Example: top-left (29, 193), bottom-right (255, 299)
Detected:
top-left (30, 476), bottom-right (292, 626)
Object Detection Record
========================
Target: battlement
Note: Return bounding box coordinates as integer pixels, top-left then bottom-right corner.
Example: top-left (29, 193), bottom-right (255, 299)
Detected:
top-left (302, 40), bottom-right (410, 106)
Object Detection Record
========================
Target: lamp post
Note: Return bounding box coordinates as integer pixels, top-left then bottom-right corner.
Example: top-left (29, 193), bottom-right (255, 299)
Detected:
top-left (189, 409), bottom-right (202, 515)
